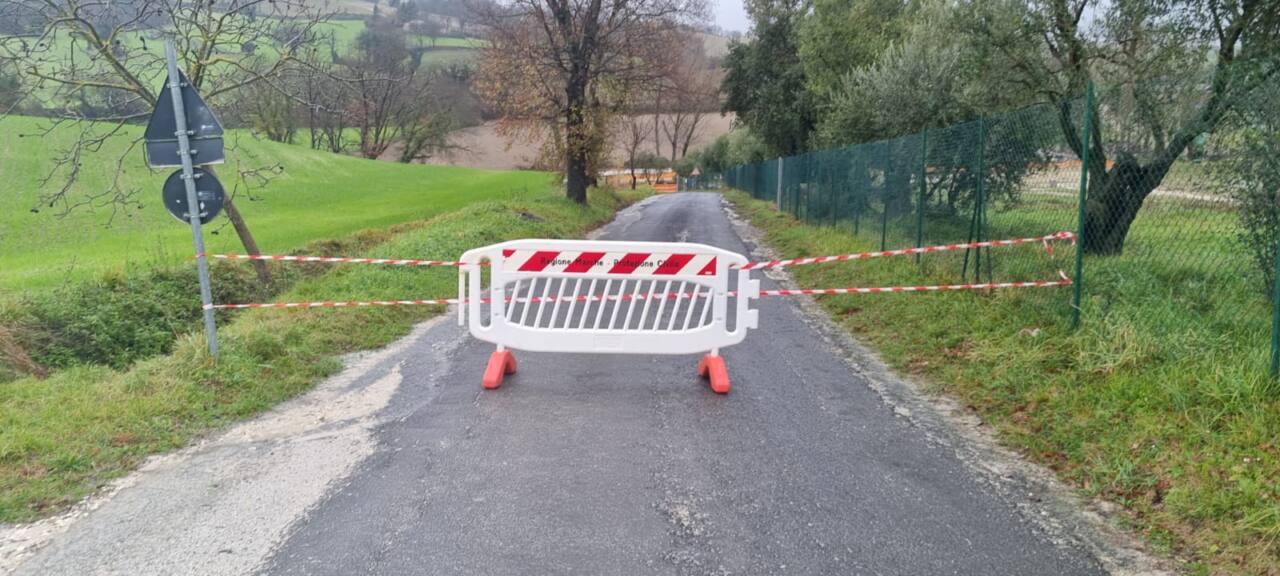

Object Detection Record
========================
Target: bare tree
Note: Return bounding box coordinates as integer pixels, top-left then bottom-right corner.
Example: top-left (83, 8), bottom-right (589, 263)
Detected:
top-left (0, 0), bottom-right (333, 284)
top-left (658, 35), bottom-right (718, 161)
top-left (618, 114), bottom-right (652, 189)
top-left (400, 62), bottom-right (480, 162)
top-left (238, 74), bottom-right (300, 144)
top-left (473, 0), bottom-right (706, 204)
top-left (300, 51), bottom-right (353, 153)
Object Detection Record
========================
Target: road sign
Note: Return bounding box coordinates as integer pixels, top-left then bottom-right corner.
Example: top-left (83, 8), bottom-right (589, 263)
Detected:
top-left (144, 70), bottom-right (224, 168)
top-left (152, 40), bottom-right (220, 358)
top-left (162, 167), bottom-right (224, 224)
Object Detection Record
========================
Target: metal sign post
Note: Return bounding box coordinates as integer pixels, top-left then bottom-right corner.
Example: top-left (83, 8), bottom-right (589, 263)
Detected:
top-left (161, 41), bottom-right (219, 357)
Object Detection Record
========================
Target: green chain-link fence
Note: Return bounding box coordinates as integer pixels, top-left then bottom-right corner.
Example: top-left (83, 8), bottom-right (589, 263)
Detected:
top-left (679, 172), bottom-right (723, 192)
top-left (723, 80), bottom-right (1280, 375)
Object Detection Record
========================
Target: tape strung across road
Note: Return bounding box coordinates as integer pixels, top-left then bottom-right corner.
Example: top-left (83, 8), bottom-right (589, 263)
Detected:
top-left (200, 231), bottom-right (1075, 272)
top-left (736, 231), bottom-right (1075, 270)
top-left (203, 232), bottom-right (1075, 310)
top-left (202, 253), bottom-right (467, 267)
top-left (204, 272), bottom-right (1072, 310)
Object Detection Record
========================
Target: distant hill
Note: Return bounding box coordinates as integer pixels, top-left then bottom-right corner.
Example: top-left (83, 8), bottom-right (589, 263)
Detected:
top-left (698, 31), bottom-right (732, 59)
top-left (412, 113), bottom-right (737, 171)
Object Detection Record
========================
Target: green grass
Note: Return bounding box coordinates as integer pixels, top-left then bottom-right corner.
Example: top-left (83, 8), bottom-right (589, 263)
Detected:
top-left (0, 18), bottom-right (480, 104)
top-left (727, 190), bottom-right (1280, 575)
top-left (319, 19), bottom-right (485, 51)
top-left (0, 185), bottom-right (649, 522)
top-left (0, 115), bottom-right (551, 292)
top-left (416, 47), bottom-right (479, 66)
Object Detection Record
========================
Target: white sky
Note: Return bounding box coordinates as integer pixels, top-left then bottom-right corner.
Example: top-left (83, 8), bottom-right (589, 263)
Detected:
top-left (713, 0), bottom-right (750, 33)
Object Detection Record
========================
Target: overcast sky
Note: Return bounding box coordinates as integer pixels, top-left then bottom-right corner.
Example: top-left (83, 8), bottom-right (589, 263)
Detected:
top-left (713, 0), bottom-right (750, 33)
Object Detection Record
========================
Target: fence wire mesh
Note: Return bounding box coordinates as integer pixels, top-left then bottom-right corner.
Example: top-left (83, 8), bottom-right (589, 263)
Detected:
top-left (728, 98), bottom-right (1084, 286)
top-left (723, 80), bottom-right (1280, 373)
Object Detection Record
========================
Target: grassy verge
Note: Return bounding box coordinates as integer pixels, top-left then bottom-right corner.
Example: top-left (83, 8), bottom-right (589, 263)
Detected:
top-left (0, 186), bottom-right (648, 523)
top-left (726, 190), bottom-right (1279, 575)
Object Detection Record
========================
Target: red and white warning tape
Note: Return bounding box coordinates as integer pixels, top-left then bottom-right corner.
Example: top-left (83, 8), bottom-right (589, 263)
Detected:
top-left (204, 272), bottom-right (1071, 310)
top-left (753, 271), bottom-right (1072, 296)
top-left (201, 231), bottom-right (1074, 272)
top-left (201, 253), bottom-right (465, 267)
top-left (207, 298), bottom-right (460, 310)
top-left (737, 231), bottom-right (1075, 270)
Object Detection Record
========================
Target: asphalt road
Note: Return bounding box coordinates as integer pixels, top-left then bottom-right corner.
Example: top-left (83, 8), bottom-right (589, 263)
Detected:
top-left (10, 193), bottom-right (1108, 576)
top-left (263, 193), bottom-right (1104, 575)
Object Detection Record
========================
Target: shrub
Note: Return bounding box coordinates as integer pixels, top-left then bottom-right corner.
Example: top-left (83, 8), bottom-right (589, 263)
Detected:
top-left (19, 265), bottom-right (265, 370)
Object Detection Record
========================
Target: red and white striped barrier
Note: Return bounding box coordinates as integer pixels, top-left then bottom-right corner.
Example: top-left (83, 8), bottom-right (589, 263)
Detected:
top-left (502, 248), bottom-right (719, 276)
top-left (457, 239), bottom-right (759, 393)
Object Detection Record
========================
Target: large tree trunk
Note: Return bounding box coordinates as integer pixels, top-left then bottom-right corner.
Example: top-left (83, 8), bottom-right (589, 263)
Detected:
top-left (1081, 155), bottom-right (1170, 255)
top-left (563, 64), bottom-right (591, 204)
top-left (1059, 94), bottom-right (1203, 255)
top-left (566, 145), bottom-right (590, 204)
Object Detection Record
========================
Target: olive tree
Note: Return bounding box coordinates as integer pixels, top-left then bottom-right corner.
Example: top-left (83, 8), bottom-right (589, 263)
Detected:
top-left (961, 0), bottom-right (1279, 254)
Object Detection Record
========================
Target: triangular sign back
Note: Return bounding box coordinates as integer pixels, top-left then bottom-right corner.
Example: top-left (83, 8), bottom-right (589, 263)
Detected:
top-left (144, 70), bottom-right (224, 167)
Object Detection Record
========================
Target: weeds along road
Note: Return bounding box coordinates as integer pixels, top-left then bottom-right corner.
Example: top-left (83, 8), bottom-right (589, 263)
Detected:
top-left (13, 193), bottom-right (1108, 576)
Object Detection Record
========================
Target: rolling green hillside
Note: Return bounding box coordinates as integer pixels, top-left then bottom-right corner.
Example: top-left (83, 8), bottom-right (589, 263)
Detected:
top-left (0, 115), bottom-right (552, 292)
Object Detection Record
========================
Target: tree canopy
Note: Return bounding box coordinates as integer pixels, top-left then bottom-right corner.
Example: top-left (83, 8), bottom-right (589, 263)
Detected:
top-left (719, 0), bottom-right (1280, 253)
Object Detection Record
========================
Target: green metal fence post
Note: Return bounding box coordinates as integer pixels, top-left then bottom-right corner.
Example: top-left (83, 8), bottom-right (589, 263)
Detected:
top-left (828, 152), bottom-right (838, 226)
top-left (962, 120), bottom-right (987, 281)
top-left (1271, 236), bottom-right (1280, 375)
top-left (793, 159), bottom-right (801, 219)
top-left (832, 155), bottom-right (842, 228)
top-left (1071, 82), bottom-right (1095, 330)
top-left (774, 158), bottom-right (782, 210)
top-left (880, 193), bottom-right (889, 250)
top-left (977, 118), bottom-right (989, 282)
top-left (879, 146), bottom-right (889, 251)
top-left (915, 130), bottom-right (928, 265)
top-left (853, 150), bottom-right (862, 235)
top-left (853, 183), bottom-right (861, 234)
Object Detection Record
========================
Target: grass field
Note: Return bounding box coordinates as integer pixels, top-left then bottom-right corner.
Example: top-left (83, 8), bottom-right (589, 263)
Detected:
top-left (727, 189), bottom-right (1279, 575)
top-left (0, 115), bottom-right (551, 293)
top-left (0, 18), bottom-right (481, 104)
top-left (321, 19), bottom-right (485, 50)
top-left (0, 184), bottom-right (648, 523)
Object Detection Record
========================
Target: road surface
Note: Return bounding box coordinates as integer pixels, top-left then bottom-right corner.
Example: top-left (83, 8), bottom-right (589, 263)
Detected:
top-left (11, 193), bottom-right (1109, 576)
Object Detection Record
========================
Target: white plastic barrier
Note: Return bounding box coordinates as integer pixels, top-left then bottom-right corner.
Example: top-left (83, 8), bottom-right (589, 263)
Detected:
top-left (458, 239), bottom-right (759, 393)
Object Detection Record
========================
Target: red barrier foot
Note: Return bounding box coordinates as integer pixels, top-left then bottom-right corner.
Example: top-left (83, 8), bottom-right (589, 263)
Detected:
top-left (697, 354), bottom-right (731, 395)
top-left (482, 350), bottom-right (518, 389)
